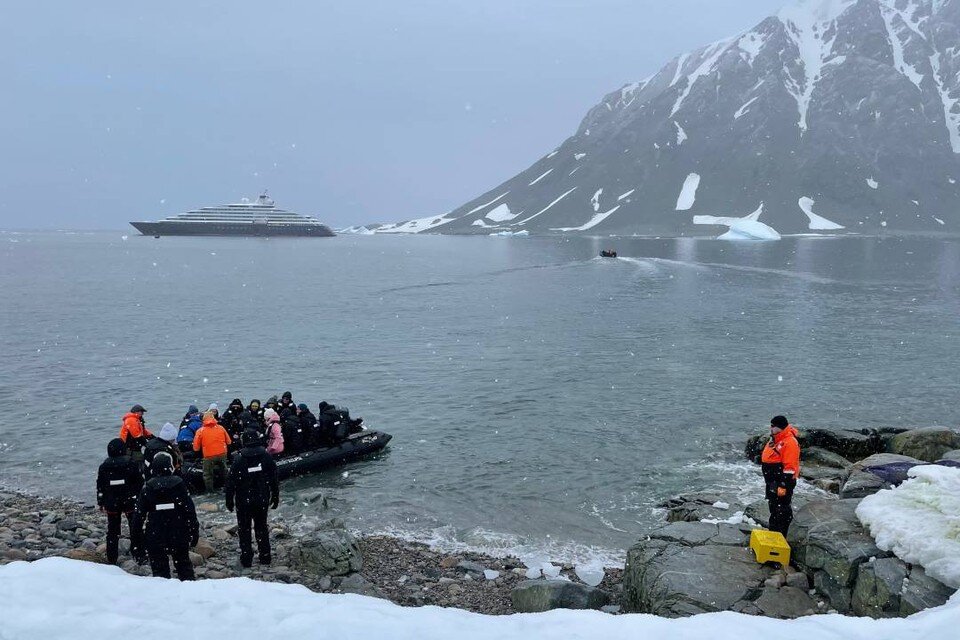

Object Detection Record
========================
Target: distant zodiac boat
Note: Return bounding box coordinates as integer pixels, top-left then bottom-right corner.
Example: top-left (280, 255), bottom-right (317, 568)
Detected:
top-left (130, 193), bottom-right (335, 237)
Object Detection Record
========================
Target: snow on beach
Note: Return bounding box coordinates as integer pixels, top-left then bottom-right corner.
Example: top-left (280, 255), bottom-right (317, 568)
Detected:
top-left (857, 465), bottom-right (960, 589)
top-left (3, 558), bottom-right (960, 640)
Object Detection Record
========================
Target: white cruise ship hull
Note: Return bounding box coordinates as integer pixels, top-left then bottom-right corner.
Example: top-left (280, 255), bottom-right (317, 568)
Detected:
top-left (130, 221), bottom-right (335, 237)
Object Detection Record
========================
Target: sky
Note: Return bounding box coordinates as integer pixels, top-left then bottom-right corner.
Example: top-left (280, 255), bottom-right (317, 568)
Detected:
top-left (0, 1), bottom-right (784, 230)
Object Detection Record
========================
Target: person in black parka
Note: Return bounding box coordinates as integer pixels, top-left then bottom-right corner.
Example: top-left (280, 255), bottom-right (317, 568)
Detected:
top-left (143, 422), bottom-right (183, 479)
top-left (133, 451), bottom-right (199, 580)
top-left (297, 403), bottom-right (318, 449)
top-left (225, 429), bottom-right (280, 568)
top-left (96, 438), bottom-right (144, 565)
top-left (279, 407), bottom-right (304, 456)
top-left (220, 398), bottom-right (246, 444)
top-left (239, 399), bottom-right (265, 435)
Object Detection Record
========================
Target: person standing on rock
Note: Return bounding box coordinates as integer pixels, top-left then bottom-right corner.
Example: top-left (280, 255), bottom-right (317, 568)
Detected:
top-left (761, 415), bottom-right (801, 537)
top-left (134, 451), bottom-right (199, 580)
top-left (192, 411), bottom-right (232, 493)
top-left (119, 404), bottom-right (152, 464)
top-left (96, 438), bottom-right (145, 565)
top-left (225, 429), bottom-right (280, 567)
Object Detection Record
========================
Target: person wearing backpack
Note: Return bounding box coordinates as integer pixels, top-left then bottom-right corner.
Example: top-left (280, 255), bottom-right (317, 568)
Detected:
top-left (96, 438), bottom-right (145, 565)
top-left (133, 451), bottom-right (199, 580)
top-left (225, 429), bottom-right (280, 567)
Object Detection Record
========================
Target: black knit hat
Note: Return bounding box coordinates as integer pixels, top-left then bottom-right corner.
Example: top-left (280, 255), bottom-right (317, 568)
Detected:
top-left (771, 415), bottom-right (789, 429)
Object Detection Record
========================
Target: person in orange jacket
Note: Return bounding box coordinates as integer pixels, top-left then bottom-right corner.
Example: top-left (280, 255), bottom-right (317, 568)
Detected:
top-left (119, 404), bottom-right (153, 464)
top-left (760, 415), bottom-right (801, 537)
top-left (192, 411), bottom-right (232, 493)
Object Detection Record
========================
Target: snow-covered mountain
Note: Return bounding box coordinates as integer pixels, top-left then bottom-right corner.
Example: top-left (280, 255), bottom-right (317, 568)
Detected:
top-left (377, 0), bottom-right (960, 236)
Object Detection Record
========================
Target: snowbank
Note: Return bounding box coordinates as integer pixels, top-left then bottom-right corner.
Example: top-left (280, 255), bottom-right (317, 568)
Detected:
top-left (1, 559), bottom-right (959, 639)
top-left (857, 465), bottom-right (960, 589)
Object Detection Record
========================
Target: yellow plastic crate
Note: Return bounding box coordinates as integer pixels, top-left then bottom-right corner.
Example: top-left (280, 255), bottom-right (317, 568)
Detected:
top-left (750, 529), bottom-right (791, 566)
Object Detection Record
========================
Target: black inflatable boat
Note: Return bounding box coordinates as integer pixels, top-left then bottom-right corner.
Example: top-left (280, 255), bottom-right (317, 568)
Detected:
top-left (181, 430), bottom-right (392, 493)
top-left (600, 250), bottom-right (618, 258)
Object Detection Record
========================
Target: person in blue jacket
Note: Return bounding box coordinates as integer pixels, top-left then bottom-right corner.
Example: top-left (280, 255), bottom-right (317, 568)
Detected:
top-left (177, 405), bottom-right (202, 451)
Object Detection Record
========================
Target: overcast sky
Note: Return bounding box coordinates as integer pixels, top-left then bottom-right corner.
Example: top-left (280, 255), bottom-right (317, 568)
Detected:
top-left (1, 1), bottom-right (784, 230)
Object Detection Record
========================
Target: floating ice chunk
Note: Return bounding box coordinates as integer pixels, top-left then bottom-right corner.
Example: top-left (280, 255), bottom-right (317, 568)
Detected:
top-left (483, 570), bottom-right (500, 581)
top-left (799, 197), bottom-right (845, 230)
top-left (694, 205), bottom-right (781, 241)
top-left (541, 563), bottom-right (561, 579)
top-left (574, 566), bottom-right (605, 587)
top-left (867, 177), bottom-right (879, 189)
top-left (675, 173), bottom-right (701, 211)
top-left (712, 501), bottom-right (730, 510)
top-left (491, 230), bottom-right (529, 237)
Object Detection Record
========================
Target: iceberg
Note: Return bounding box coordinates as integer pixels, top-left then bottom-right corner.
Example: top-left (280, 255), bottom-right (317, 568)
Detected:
top-left (693, 204), bottom-right (781, 241)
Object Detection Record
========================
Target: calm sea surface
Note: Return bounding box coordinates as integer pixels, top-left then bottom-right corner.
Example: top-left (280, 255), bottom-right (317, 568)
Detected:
top-left (1, 231), bottom-right (959, 568)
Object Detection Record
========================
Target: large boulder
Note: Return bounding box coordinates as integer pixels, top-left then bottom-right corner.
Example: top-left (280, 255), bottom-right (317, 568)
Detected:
top-left (623, 532), bottom-right (771, 616)
top-left (658, 492), bottom-right (744, 523)
top-left (848, 453), bottom-right (921, 474)
top-left (939, 450), bottom-right (960, 463)
top-left (285, 519), bottom-right (362, 577)
top-left (744, 493), bottom-right (812, 530)
top-left (851, 557), bottom-right (908, 618)
top-left (786, 499), bottom-right (862, 571)
top-left (510, 580), bottom-right (611, 612)
top-left (885, 427), bottom-right (960, 462)
top-left (839, 471), bottom-right (889, 499)
top-left (802, 447), bottom-right (853, 470)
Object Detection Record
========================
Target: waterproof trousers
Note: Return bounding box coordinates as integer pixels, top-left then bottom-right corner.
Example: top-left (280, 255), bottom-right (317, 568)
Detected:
top-left (147, 543), bottom-right (195, 580)
top-left (202, 454), bottom-right (228, 493)
top-left (237, 505), bottom-right (271, 567)
top-left (768, 485), bottom-right (795, 537)
top-left (105, 510), bottom-right (143, 565)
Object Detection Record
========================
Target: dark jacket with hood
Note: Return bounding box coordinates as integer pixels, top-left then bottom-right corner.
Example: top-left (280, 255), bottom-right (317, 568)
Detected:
top-left (225, 445), bottom-right (279, 511)
top-left (220, 399), bottom-right (245, 438)
top-left (135, 468), bottom-right (198, 548)
top-left (240, 402), bottom-right (265, 434)
top-left (96, 439), bottom-right (144, 513)
top-left (143, 438), bottom-right (183, 479)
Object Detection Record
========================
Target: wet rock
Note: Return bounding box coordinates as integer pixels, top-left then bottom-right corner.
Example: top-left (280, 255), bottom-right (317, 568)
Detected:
top-left (849, 453), bottom-right (921, 474)
top-left (939, 449), bottom-right (960, 462)
top-left (286, 520), bottom-right (362, 577)
top-left (56, 518), bottom-right (79, 532)
top-left (440, 556), bottom-right (459, 569)
top-left (798, 428), bottom-right (882, 461)
top-left (884, 427), bottom-right (960, 462)
top-left (785, 572), bottom-right (810, 589)
top-left (189, 552), bottom-right (204, 567)
top-left (511, 580), bottom-right (611, 613)
top-left (2, 548), bottom-right (28, 561)
top-left (197, 502), bottom-right (219, 513)
top-left (851, 557), bottom-right (907, 618)
top-left (839, 471), bottom-right (888, 499)
top-left (802, 447), bottom-right (853, 470)
top-left (457, 560), bottom-right (485, 576)
top-left (601, 604), bottom-right (621, 614)
top-left (658, 492), bottom-right (743, 523)
top-left (753, 586), bottom-right (817, 619)
top-left (193, 539), bottom-right (216, 561)
top-left (786, 499), bottom-right (862, 569)
top-left (339, 573), bottom-right (387, 598)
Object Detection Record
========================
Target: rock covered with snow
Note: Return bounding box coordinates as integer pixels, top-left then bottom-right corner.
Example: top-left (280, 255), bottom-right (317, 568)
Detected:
top-left (394, 0), bottom-right (960, 236)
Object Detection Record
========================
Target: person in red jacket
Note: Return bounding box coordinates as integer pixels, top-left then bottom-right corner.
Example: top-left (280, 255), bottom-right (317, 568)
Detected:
top-left (193, 411), bottom-right (232, 493)
top-left (760, 415), bottom-right (801, 537)
top-left (119, 404), bottom-right (152, 464)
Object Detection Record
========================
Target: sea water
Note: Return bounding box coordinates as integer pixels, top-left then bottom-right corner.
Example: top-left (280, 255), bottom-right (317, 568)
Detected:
top-left (1, 231), bottom-right (958, 568)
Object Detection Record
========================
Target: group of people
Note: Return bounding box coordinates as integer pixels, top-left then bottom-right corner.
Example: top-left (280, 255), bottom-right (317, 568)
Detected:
top-left (98, 391), bottom-right (360, 580)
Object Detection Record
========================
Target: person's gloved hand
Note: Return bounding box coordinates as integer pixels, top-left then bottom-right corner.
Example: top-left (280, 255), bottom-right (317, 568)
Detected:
top-left (225, 498), bottom-right (234, 512)
top-left (270, 496), bottom-right (279, 510)
top-left (776, 484), bottom-right (788, 498)
top-left (190, 531), bottom-right (199, 548)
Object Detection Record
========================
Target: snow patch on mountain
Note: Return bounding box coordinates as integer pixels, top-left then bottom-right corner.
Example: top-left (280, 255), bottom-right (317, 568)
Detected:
top-left (618, 189), bottom-right (635, 201)
top-left (467, 191), bottom-right (510, 216)
top-left (590, 189), bottom-right (603, 212)
top-left (676, 173), bottom-right (701, 210)
top-left (377, 214), bottom-right (456, 234)
top-left (929, 52), bottom-right (960, 154)
top-left (674, 121), bottom-right (688, 145)
top-left (737, 31), bottom-right (768, 66)
top-left (485, 204), bottom-right (518, 223)
top-left (880, 5), bottom-right (925, 91)
top-left (552, 205), bottom-right (622, 232)
top-left (735, 96), bottom-right (759, 120)
top-left (671, 40), bottom-right (732, 117)
top-left (779, 0), bottom-right (853, 132)
top-left (867, 177), bottom-right (879, 189)
top-left (517, 187), bottom-right (578, 225)
top-left (528, 169), bottom-right (554, 186)
top-left (799, 196), bottom-right (845, 230)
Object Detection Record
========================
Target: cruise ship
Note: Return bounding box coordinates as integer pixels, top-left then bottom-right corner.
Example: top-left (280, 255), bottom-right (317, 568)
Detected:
top-left (130, 193), bottom-right (335, 237)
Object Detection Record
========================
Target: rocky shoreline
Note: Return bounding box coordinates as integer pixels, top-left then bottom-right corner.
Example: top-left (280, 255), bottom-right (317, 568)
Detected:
top-left (3, 425), bottom-right (958, 619)
top-left (0, 490), bottom-right (622, 616)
